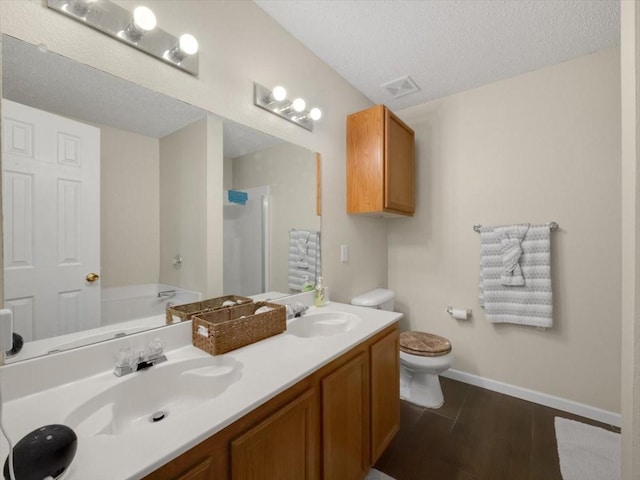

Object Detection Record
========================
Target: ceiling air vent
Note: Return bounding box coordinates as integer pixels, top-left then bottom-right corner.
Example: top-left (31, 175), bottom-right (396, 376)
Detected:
top-left (381, 75), bottom-right (420, 99)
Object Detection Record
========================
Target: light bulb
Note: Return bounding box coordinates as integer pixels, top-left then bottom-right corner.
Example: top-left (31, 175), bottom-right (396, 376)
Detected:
top-left (179, 34), bottom-right (199, 55)
top-left (292, 98), bottom-right (306, 113)
top-left (309, 108), bottom-right (322, 121)
top-left (65, 0), bottom-right (97, 17)
top-left (133, 6), bottom-right (156, 32)
top-left (272, 86), bottom-right (287, 102)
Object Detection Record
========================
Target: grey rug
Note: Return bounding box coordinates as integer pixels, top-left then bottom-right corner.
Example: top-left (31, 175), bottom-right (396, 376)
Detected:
top-left (555, 417), bottom-right (620, 480)
top-left (366, 469), bottom-right (395, 480)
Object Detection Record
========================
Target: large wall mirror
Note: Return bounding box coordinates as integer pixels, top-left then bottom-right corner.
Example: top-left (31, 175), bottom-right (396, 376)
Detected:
top-left (1, 35), bottom-right (321, 363)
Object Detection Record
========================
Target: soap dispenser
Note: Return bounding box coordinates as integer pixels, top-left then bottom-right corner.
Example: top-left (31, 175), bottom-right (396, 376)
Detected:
top-left (302, 275), bottom-right (314, 292)
top-left (314, 276), bottom-right (327, 307)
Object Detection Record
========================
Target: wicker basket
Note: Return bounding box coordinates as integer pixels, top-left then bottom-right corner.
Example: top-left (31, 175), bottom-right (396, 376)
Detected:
top-left (166, 295), bottom-right (253, 325)
top-left (192, 301), bottom-right (286, 355)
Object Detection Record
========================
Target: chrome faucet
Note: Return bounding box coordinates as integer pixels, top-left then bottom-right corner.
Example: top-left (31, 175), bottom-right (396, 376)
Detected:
top-left (114, 338), bottom-right (167, 377)
top-left (285, 302), bottom-right (309, 319)
top-left (157, 290), bottom-right (177, 299)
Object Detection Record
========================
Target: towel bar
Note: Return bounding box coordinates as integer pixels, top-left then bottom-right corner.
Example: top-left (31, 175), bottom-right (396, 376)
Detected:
top-left (473, 221), bottom-right (558, 233)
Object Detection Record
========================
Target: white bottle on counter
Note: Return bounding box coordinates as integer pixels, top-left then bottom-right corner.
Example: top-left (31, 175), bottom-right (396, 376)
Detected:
top-left (314, 276), bottom-right (327, 307)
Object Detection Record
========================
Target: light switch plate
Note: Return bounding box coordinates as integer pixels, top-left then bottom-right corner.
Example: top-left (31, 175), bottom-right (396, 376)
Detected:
top-left (340, 244), bottom-right (349, 263)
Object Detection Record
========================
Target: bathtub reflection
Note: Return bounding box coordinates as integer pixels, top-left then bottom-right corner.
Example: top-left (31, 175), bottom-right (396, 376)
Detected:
top-left (7, 283), bottom-right (201, 363)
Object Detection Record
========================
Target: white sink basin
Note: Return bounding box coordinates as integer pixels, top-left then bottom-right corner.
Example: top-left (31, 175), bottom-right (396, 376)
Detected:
top-left (287, 311), bottom-right (361, 338)
top-left (65, 356), bottom-right (242, 437)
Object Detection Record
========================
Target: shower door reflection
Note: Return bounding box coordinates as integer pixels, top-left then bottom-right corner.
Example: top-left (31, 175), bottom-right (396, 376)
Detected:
top-left (223, 186), bottom-right (269, 296)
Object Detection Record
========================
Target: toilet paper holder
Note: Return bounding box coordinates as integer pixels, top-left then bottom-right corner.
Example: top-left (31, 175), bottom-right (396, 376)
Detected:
top-left (446, 306), bottom-right (472, 319)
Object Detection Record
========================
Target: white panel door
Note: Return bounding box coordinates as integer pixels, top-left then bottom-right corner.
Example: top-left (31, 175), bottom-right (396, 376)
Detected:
top-left (2, 99), bottom-right (100, 341)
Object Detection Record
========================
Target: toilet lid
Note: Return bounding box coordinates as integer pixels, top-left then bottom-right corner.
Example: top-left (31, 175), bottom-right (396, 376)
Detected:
top-left (399, 331), bottom-right (452, 357)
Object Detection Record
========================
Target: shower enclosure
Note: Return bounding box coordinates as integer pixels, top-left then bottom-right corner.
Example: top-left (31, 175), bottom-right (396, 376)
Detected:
top-left (223, 186), bottom-right (270, 296)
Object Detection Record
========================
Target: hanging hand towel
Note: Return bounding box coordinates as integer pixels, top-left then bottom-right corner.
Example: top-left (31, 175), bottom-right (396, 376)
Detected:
top-left (297, 231), bottom-right (310, 261)
top-left (495, 224), bottom-right (530, 286)
top-left (479, 223), bottom-right (552, 328)
top-left (288, 229), bottom-right (321, 291)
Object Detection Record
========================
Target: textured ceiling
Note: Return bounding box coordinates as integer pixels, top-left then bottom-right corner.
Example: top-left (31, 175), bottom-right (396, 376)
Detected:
top-left (2, 35), bottom-right (282, 159)
top-left (254, 0), bottom-right (620, 111)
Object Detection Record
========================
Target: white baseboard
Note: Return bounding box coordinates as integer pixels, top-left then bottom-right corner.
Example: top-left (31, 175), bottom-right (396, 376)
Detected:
top-left (441, 369), bottom-right (621, 428)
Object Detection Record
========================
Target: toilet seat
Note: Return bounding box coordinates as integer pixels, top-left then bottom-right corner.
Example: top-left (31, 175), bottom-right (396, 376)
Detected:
top-left (400, 331), bottom-right (451, 357)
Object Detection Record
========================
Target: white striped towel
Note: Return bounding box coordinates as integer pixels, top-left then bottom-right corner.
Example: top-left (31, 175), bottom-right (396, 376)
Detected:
top-left (479, 224), bottom-right (553, 328)
top-left (288, 229), bottom-right (321, 291)
top-left (495, 224), bottom-right (529, 286)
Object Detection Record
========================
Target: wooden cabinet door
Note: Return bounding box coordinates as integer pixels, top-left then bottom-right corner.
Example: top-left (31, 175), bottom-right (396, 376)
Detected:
top-left (322, 352), bottom-right (369, 480)
top-left (384, 108), bottom-right (415, 214)
top-left (370, 329), bottom-right (400, 463)
top-left (347, 104), bottom-right (414, 216)
top-left (174, 458), bottom-right (214, 480)
top-left (142, 445), bottom-right (225, 480)
top-left (347, 105), bottom-right (385, 214)
top-left (231, 389), bottom-right (318, 480)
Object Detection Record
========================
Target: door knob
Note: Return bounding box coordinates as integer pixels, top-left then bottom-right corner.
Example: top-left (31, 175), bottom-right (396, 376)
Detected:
top-left (86, 273), bottom-right (100, 283)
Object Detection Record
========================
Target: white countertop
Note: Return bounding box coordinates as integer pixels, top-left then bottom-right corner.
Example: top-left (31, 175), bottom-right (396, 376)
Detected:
top-left (0, 302), bottom-right (401, 480)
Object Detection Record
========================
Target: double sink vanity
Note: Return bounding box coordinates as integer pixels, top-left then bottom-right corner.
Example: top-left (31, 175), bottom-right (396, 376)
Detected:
top-left (0, 295), bottom-right (401, 480)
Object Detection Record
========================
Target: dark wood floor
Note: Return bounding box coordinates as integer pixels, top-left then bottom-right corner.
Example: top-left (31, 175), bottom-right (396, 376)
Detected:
top-left (374, 377), bottom-right (620, 480)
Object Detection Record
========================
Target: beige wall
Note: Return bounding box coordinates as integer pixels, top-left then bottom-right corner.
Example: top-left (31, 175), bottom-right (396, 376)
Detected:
top-left (223, 157), bottom-right (233, 191)
top-left (620, 2), bottom-right (640, 478)
top-left (231, 142), bottom-right (320, 293)
top-left (159, 117), bottom-right (223, 297)
top-left (100, 125), bottom-right (160, 288)
top-left (391, 48), bottom-right (621, 413)
top-left (205, 117), bottom-right (224, 298)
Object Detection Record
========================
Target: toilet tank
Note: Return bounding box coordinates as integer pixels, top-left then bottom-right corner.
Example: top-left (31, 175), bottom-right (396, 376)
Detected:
top-left (351, 288), bottom-right (395, 311)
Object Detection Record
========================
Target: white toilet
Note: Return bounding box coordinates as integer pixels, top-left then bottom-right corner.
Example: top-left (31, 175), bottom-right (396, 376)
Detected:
top-left (351, 289), bottom-right (453, 409)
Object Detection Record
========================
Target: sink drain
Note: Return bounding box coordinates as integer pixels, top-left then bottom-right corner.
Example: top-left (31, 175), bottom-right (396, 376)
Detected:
top-left (151, 411), bottom-right (166, 422)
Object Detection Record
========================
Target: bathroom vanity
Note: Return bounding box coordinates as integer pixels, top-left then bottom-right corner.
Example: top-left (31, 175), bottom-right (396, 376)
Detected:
top-left (0, 302), bottom-right (400, 480)
top-left (145, 321), bottom-right (398, 480)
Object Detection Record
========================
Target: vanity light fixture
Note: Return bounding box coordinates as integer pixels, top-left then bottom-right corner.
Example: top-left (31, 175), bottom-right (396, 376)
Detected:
top-left (253, 83), bottom-right (323, 132)
top-left (47, 0), bottom-right (199, 75)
